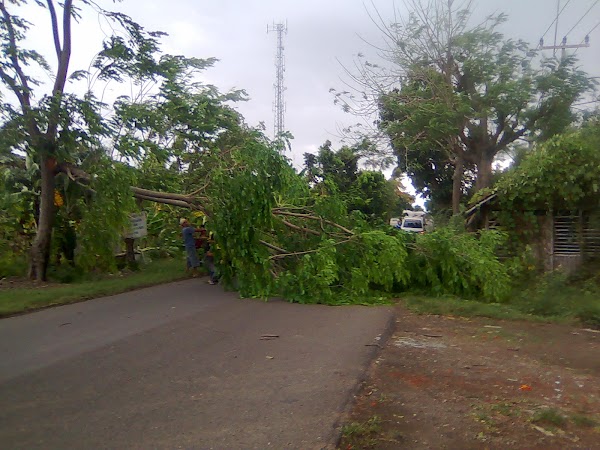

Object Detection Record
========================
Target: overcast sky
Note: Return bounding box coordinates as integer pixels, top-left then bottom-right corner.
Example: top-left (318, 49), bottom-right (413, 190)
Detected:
top-left (22, 0), bottom-right (600, 171)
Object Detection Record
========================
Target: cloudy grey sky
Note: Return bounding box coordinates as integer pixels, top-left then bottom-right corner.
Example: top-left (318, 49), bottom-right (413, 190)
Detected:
top-left (22, 0), bottom-right (600, 171)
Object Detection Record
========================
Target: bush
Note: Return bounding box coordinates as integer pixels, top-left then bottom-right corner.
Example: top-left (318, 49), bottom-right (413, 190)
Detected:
top-left (510, 271), bottom-right (600, 327)
top-left (0, 250), bottom-right (27, 278)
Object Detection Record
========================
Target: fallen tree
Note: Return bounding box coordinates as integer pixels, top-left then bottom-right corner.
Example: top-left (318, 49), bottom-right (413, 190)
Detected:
top-left (28, 128), bottom-right (510, 305)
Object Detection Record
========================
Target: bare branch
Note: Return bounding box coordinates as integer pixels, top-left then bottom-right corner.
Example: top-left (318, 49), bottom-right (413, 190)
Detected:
top-left (56, 162), bottom-right (205, 210)
top-left (46, 0), bottom-right (61, 59)
top-left (259, 240), bottom-right (289, 254)
top-left (131, 187), bottom-right (194, 203)
top-left (0, 1), bottom-right (33, 110)
top-left (269, 238), bottom-right (354, 260)
top-left (269, 249), bottom-right (319, 260)
top-left (279, 219), bottom-right (321, 236)
top-left (46, 0), bottom-right (73, 140)
top-left (272, 210), bottom-right (355, 236)
top-left (133, 193), bottom-right (200, 210)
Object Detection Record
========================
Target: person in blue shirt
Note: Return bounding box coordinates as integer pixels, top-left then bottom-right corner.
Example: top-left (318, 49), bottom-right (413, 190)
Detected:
top-left (180, 218), bottom-right (200, 275)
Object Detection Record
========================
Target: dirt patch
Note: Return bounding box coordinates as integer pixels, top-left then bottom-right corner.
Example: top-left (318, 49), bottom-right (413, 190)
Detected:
top-left (339, 305), bottom-right (600, 449)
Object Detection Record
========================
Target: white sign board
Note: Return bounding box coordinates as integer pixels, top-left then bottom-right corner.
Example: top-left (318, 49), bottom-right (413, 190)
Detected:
top-left (125, 212), bottom-right (147, 239)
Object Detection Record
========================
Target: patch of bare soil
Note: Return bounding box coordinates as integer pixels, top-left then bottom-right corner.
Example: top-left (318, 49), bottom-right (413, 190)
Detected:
top-left (339, 305), bottom-right (600, 450)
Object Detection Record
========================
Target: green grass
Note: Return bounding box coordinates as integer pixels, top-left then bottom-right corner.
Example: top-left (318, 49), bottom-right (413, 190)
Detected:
top-left (510, 274), bottom-right (600, 328)
top-left (531, 408), bottom-right (567, 427)
top-left (400, 283), bottom-right (600, 327)
top-left (341, 415), bottom-right (382, 449)
top-left (571, 413), bottom-right (598, 428)
top-left (397, 267), bottom-right (600, 327)
top-left (0, 258), bottom-right (189, 316)
top-left (491, 402), bottom-right (518, 417)
top-left (400, 295), bottom-right (539, 322)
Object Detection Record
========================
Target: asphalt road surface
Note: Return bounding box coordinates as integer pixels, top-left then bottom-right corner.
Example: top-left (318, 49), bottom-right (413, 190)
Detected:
top-left (0, 278), bottom-right (393, 449)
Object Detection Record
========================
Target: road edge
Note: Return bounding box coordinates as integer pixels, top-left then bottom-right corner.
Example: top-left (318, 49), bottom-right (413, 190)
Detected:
top-left (329, 307), bottom-right (397, 449)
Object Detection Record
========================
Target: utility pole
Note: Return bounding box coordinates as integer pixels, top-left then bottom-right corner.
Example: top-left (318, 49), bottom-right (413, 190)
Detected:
top-left (553, 0), bottom-right (560, 57)
top-left (267, 21), bottom-right (287, 149)
top-left (539, 0), bottom-right (591, 58)
top-left (539, 35), bottom-right (591, 58)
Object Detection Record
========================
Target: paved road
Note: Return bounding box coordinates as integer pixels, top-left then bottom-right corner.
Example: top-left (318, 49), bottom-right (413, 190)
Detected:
top-left (0, 279), bottom-right (393, 449)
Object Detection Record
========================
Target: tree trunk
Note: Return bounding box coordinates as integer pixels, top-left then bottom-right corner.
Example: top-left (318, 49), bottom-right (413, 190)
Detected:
top-left (475, 150), bottom-right (494, 192)
top-left (452, 155), bottom-right (464, 214)
top-left (125, 238), bottom-right (136, 267)
top-left (29, 154), bottom-right (56, 281)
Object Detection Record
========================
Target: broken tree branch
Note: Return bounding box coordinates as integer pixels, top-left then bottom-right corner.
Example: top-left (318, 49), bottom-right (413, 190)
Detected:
top-left (279, 219), bottom-right (321, 236)
top-left (259, 240), bottom-right (289, 254)
top-left (272, 210), bottom-right (355, 235)
top-left (131, 187), bottom-right (194, 203)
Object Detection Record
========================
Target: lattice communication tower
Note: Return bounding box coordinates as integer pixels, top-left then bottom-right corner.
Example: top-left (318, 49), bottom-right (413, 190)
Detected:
top-left (267, 21), bottom-right (287, 146)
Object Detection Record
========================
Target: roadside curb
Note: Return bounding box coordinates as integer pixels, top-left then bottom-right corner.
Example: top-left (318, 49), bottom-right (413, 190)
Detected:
top-left (330, 307), bottom-right (397, 449)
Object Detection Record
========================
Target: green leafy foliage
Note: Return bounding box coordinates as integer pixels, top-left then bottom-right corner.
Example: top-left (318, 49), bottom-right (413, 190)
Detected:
top-left (303, 140), bottom-right (412, 223)
top-left (76, 160), bottom-right (136, 272)
top-left (373, 2), bottom-right (594, 210)
top-left (0, 1), bottom-right (522, 309)
top-left (141, 205), bottom-right (183, 257)
top-left (0, 0), bottom-right (247, 280)
top-left (496, 126), bottom-right (600, 217)
top-left (511, 271), bottom-right (600, 327)
top-left (409, 228), bottom-right (511, 302)
top-left (0, 155), bottom-right (37, 277)
top-left (187, 130), bottom-right (511, 304)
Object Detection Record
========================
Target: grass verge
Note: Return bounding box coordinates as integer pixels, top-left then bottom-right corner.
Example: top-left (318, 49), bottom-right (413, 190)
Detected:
top-left (400, 289), bottom-right (599, 327)
top-left (399, 295), bottom-right (542, 322)
top-left (0, 258), bottom-right (189, 317)
top-left (399, 269), bottom-right (600, 328)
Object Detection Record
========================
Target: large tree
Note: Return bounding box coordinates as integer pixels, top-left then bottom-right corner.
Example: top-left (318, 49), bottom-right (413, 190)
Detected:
top-left (0, 0), bottom-right (242, 280)
top-left (336, 0), bottom-right (594, 214)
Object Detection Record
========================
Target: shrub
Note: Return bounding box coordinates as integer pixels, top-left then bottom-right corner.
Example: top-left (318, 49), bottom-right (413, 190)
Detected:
top-left (510, 271), bottom-right (600, 327)
top-left (0, 250), bottom-right (27, 278)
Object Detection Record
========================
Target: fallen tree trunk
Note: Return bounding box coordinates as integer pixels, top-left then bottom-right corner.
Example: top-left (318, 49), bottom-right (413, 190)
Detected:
top-left (57, 162), bottom-right (205, 211)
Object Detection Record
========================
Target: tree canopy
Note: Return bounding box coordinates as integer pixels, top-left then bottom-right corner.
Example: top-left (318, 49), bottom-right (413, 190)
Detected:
top-left (494, 118), bottom-right (600, 214)
top-left (303, 140), bottom-right (413, 222)
top-left (335, 0), bottom-right (595, 214)
top-left (0, 0), bottom-right (246, 279)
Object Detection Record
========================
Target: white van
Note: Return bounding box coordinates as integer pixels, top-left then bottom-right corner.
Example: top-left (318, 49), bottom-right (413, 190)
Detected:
top-left (400, 216), bottom-right (425, 233)
top-left (400, 210), bottom-right (427, 233)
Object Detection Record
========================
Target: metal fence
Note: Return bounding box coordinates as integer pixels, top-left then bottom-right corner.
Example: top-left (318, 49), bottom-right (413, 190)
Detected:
top-left (554, 212), bottom-right (600, 257)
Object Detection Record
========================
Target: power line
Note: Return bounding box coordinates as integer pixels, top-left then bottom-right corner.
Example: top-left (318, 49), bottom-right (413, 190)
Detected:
top-left (574, 21), bottom-right (600, 53)
top-left (540, 0), bottom-right (572, 40)
top-left (582, 21), bottom-right (600, 40)
top-left (565, 0), bottom-right (600, 37)
top-left (540, 0), bottom-right (595, 55)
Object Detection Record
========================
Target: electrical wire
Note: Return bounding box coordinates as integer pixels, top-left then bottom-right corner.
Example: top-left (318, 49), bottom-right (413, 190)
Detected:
top-left (540, 0), bottom-right (573, 40)
top-left (582, 21), bottom-right (600, 39)
top-left (565, 0), bottom-right (600, 38)
top-left (574, 20), bottom-right (600, 53)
